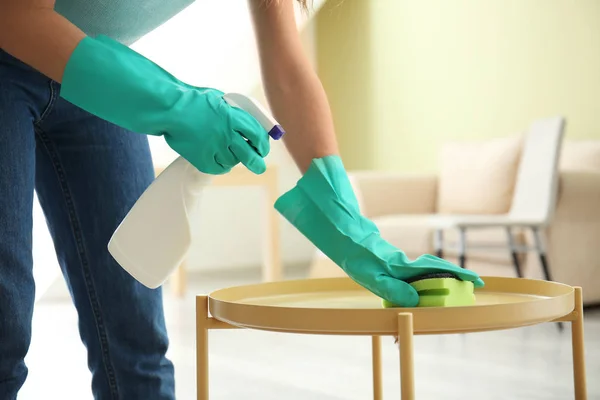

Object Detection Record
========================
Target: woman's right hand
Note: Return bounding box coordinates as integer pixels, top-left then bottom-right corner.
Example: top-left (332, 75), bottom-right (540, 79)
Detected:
top-left (162, 87), bottom-right (270, 175)
top-left (59, 35), bottom-right (270, 175)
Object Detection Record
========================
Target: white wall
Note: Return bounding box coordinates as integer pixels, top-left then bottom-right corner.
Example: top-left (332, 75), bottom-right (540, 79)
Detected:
top-left (34, 0), bottom-right (326, 299)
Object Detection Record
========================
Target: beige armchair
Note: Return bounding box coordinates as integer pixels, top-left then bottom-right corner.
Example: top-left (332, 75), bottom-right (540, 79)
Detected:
top-left (310, 139), bottom-right (600, 306)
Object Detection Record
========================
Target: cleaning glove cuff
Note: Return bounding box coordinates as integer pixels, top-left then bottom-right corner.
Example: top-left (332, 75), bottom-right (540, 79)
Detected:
top-left (60, 35), bottom-right (219, 137)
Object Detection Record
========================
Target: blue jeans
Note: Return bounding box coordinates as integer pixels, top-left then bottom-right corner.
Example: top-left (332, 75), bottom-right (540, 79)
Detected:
top-left (0, 50), bottom-right (175, 399)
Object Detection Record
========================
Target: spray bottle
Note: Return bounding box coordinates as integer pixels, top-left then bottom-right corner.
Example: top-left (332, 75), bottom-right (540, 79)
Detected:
top-left (108, 93), bottom-right (284, 288)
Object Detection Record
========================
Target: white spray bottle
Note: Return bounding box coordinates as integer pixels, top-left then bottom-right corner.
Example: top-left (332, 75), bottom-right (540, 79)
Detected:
top-left (107, 93), bottom-right (285, 288)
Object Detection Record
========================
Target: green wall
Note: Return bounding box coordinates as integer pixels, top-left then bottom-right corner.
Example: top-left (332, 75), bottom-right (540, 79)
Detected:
top-left (315, 0), bottom-right (376, 170)
top-left (316, 0), bottom-right (600, 172)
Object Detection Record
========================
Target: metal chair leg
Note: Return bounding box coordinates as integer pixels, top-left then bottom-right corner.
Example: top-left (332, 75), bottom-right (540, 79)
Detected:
top-left (434, 229), bottom-right (444, 259)
top-left (533, 227), bottom-right (564, 331)
top-left (506, 228), bottom-right (523, 278)
top-left (458, 228), bottom-right (466, 269)
top-left (532, 228), bottom-right (554, 281)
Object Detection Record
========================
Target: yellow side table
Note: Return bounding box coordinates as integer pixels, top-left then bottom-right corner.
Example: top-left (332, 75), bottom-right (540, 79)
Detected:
top-left (153, 164), bottom-right (281, 297)
top-left (196, 276), bottom-right (587, 400)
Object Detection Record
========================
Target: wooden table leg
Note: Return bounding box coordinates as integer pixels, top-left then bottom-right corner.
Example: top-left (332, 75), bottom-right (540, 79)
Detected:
top-left (196, 296), bottom-right (209, 400)
top-left (262, 169), bottom-right (281, 282)
top-left (372, 336), bottom-right (383, 400)
top-left (397, 313), bottom-right (415, 400)
top-left (571, 287), bottom-right (587, 400)
top-left (171, 261), bottom-right (187, 298)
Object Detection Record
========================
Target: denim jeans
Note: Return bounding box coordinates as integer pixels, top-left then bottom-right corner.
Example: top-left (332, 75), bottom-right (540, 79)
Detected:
top-left (0, 50), bottom-right (175, 399)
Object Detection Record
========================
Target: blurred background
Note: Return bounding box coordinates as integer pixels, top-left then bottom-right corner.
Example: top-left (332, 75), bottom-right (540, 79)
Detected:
top-left (26, 0), bottom-right (599, 399)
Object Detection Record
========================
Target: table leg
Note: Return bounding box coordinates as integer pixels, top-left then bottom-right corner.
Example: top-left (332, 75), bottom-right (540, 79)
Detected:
top-left (397, 313), bottom-right (415, 400)
top-left (196, 296), bottom-right (209, 400)
top-left (171, 261), bottom-right (187, 298)
top-left (571, 287), bottom-right (587, 400)
top-left (263, 169), bottom-right (281, 282)
top-left (372, 336), bottom-right (383, 400)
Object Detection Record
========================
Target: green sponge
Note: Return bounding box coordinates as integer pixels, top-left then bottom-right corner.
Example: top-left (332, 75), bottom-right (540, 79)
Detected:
top-left (382, 272), bottom-right (475, 308)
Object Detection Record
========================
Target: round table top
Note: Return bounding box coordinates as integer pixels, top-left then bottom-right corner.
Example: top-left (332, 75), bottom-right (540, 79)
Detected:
top-left (208, 276), bottom-right (575, 335)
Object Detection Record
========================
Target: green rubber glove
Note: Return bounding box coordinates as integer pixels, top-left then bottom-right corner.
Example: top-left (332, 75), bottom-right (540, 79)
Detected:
top-left (60, 35), bottom-right (269, 175)
top-left (274, 155), bottom-right (485, 307)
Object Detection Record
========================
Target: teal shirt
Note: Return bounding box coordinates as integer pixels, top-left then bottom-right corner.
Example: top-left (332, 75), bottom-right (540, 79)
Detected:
top-left (54, 0), bottom-right (195, 45)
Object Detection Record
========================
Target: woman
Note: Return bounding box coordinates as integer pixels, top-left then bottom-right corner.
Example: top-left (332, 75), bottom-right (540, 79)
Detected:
top-left (0, 0), bottom-right (483, 398)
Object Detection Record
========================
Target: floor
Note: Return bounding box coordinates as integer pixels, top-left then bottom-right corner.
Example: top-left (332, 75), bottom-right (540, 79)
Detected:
top-left (20, 267), bottom-right (600, 400)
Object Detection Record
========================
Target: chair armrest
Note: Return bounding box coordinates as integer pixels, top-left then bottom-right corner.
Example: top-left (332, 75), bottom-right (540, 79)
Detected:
top-left (347, 171), bottom-right (438, 218)
top-left (546, 171), bottom-right (600, 304)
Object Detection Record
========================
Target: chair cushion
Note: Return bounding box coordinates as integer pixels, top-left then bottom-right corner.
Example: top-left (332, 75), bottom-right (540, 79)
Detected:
top-left (560, 140), bottom-right (600, 172)
top-left (371, 215), bottom-right (434, 257)
top-left (437, 135), bottom-right (522, 214)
